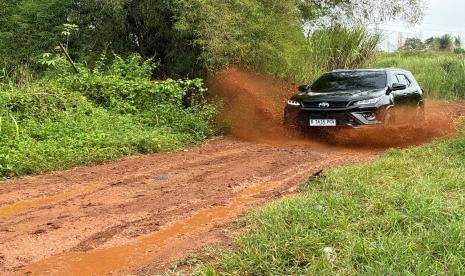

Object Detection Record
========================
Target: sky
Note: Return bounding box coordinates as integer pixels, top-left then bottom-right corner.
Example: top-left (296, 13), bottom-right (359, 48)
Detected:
top-left (373, 0), bottom-right (465, 51)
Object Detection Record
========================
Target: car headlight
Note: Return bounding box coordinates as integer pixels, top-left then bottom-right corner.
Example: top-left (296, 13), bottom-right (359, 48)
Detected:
top-left (287, 100), bottom-right (301, 107)
top-left (354, 97), bottom-right (382, 106)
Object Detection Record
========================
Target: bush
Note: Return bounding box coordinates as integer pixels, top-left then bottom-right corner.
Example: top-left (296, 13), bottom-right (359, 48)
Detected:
top-left (0, 54), bottom-right (217, 178)
top-left (454, 48), bottom-right (465, 54)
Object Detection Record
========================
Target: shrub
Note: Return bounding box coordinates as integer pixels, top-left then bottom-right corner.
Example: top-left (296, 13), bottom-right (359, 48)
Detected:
top-left (0, 54), bottom-right (217, 178)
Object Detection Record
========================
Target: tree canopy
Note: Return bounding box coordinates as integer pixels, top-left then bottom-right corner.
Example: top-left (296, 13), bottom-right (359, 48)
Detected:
top-left (0, 0), bottom-right (426, 78)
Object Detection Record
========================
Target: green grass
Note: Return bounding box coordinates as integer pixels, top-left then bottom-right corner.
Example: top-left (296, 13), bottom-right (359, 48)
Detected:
top-left (197, 123), bottom-right (465, 275)
top-left (0, 109), bottom-right (203, 177)
top-left (370, 51), bottom-right (465, 99)
top-left (0, 55), bottom-right (218, 178)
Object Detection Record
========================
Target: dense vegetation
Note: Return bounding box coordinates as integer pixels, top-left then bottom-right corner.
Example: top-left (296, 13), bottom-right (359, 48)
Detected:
top-left (0, 55), bottom-right (216, 178)
top-left (0, 0), bottom-right (427, 178)
top-left (197, 123), bottom-right (465, 275)
top-left (371, 51), bottom-right (465, 99)
top-left (1, 0), bottom-right (424, 82)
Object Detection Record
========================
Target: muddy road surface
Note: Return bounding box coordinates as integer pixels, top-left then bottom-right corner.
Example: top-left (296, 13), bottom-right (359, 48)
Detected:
top-left (1, 67), bottom-right (464, 275)
top-left (1, 138), bottom-right (377, 275)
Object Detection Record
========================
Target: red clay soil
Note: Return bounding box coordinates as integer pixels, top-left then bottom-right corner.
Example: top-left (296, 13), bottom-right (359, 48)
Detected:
top-left (0, 138), bottom-right (377, 275)
top-left (0, 67), bottom-right (464, 275)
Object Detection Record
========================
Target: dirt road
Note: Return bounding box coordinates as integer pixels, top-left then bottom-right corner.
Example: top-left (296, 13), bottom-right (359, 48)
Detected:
top-left (1, 67), bottom-right (464, 275)
top-left (0, 137), bottom-right (378, 275)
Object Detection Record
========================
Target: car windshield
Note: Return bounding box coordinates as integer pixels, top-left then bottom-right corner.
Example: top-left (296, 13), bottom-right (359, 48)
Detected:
top-left (311, 71), bottom-right (387, 93)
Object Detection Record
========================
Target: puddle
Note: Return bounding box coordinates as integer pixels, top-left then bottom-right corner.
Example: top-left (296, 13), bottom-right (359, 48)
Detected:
top-left (0, 184), bottom-right (102, 218)
top-left (23, 181), bottom-right (283, 275)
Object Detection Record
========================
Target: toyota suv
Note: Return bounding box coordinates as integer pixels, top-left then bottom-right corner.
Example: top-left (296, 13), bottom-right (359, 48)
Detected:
top-left (284, 69), bottom-right (424, 128)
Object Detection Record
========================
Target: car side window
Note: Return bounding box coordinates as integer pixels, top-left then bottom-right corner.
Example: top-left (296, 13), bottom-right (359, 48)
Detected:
top-left (396, 74), bottom-right (411, 87)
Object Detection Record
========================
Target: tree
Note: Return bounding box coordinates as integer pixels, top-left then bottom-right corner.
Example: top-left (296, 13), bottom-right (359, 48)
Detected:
top-left (438, 34), bottom-right (453, 51)
top-left (299, 0), bottom-right (425, 25)
top-left (0, 0), bottom-right (73, 68)
top-left (0, 0), bottom-right (427, 78)
top-left (402, 38), bottom-right (425, 51)
top-left (424, 35), bottom-right (460, 51)
top-left (66, 0), bottom-right (203, 77)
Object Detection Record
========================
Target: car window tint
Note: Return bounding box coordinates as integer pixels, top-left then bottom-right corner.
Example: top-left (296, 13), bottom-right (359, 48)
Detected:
top-left (311, 71), bottom-right (387, 93)
top-left (396, 74), bottom-right (411, 86)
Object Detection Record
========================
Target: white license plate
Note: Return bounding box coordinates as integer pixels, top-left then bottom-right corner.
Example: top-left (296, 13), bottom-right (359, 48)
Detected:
top-left (310, 119), bottom-right (337, 127)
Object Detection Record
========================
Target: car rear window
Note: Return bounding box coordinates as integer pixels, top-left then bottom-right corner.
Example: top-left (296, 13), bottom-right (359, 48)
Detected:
top-left (311, 71), bottom-right (387, 92)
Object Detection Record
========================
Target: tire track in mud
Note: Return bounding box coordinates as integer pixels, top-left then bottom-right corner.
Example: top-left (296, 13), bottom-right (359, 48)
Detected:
top-left (23, 163), bottom-right (327, 275)
top-left (0, 137), bottom-right (377, 275)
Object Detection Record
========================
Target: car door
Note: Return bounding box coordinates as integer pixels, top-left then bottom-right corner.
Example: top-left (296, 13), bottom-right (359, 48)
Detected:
top-left (405, 72), bottom-right (423, 105)
top-left (396, 73), bottom-right (419, 107)
top-left (389, 72), bottom-right (409, 106)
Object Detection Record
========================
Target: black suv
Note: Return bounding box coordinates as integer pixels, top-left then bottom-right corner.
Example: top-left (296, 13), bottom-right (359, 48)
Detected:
top-left (284, 69), bottom-right (424, 128)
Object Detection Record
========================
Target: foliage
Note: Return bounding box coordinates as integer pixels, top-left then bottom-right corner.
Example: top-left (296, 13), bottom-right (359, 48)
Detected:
top-left (370, 51), bottom-right (465, 99)
top-left (0, 0), bottom-right (73, 72)
top-left (196, 125), bottom-right (465, 275)
top-left (423, 34), bottom-right (462, 52)
top-left (454, 48), bottom-right (465, 54)
top-left (306, 26), bottom-right (380, 79)
top-left (401, 38), bottom-right (425, 51)
top-left (0, 0), bottom-right (425, 81)
top-left (0, 55), bottom-right (217, 178)
top-left (299, 0), bottom-right (425, 25)
top-left (176, 0), bottom-right (312, 81)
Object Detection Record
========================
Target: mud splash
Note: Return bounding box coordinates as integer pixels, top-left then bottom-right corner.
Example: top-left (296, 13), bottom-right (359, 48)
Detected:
top-left (22, 181), bottom-right (286, 275)
top-left (209, 67), bottom-right (465, 148)
top-left (208, 67), bottom-right (298, 144)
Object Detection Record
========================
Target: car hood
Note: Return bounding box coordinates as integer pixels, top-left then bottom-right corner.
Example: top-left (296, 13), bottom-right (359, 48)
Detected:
top-left (291, 88), bottom-right (387, 102)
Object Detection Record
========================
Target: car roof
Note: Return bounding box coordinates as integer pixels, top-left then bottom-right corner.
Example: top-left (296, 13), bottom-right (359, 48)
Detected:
top-left (330, 68), bottom-right (411, 74)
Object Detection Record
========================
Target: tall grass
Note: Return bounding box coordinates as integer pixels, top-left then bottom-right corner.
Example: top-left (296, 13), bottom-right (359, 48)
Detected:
top-left (370, 51), bottom-right (465, 99)
top-left (304, 26), bottom-right (380, 81)
top-left (279, 26), bottom-right (381, 83)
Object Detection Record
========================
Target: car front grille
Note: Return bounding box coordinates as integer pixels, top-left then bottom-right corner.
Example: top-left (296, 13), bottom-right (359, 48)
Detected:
top-left (302, 101), bottom-right (350, 109)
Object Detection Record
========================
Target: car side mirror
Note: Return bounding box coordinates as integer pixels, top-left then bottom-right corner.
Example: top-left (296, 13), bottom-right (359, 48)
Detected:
top-left (298, 85), bottom-right (310, 92)
top-left (391, 83), bottom-right (407, 91)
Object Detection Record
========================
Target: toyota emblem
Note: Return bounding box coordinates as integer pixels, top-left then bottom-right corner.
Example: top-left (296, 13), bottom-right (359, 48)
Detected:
top-left (319, 102), bottom-right (330, 108)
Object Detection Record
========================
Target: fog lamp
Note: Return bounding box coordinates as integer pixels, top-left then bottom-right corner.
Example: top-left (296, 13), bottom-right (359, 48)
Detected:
top-left (362, 112), bottom-right (377, 121)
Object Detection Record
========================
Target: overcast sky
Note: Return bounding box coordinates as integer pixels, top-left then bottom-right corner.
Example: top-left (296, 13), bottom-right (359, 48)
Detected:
top-left (374, 0), bottom-right (465, 51)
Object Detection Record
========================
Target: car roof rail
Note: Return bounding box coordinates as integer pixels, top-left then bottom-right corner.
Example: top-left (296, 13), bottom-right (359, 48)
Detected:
top-left (330, 68), bottom-right (410, 73)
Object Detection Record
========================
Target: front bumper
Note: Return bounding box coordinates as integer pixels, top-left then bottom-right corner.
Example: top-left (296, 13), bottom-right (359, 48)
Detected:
top-left (284, 106), bottom-right (383, 128)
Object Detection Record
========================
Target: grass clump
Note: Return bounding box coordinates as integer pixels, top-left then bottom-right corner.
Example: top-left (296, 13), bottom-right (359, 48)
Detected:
top-left (197, 125), bottom-right (465, 275)
top-left (0, 55), bottom-right (217, 178)
top-left (371, 51), bottom-right (465, 99)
